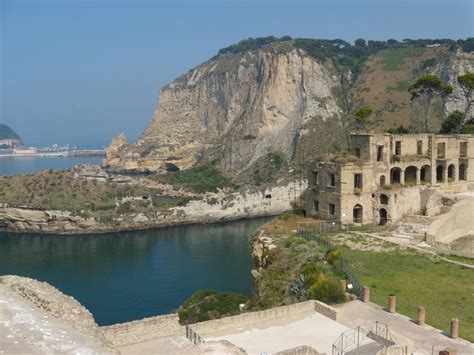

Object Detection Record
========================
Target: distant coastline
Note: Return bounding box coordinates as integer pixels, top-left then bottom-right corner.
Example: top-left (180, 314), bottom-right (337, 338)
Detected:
top-left (0, 149), bottom-right (105, 158)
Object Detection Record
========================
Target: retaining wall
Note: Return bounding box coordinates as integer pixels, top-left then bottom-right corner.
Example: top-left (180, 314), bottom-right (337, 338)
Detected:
top-left (191, 300), bottom-right (338, 336)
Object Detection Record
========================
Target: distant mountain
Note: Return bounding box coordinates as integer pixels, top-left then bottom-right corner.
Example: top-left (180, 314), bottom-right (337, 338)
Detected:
top-left (0, 124), bottom-right (22, 148)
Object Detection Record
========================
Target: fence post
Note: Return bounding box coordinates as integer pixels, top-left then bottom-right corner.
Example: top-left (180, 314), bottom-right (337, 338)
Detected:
top-left (450, 318), bottom-right (459, 339)
top-left (418, 306), bottom-right (425, 326)
top-left (388, 295), bottom-right (396, 313)
top-left (362, 286), bottom-right (370, 303)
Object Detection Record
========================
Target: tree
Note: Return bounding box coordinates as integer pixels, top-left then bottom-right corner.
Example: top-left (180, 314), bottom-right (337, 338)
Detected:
top-left (408, 75), bottom-right (453, 132)
top-left (440, 111), bottom-right (463, 133)
top-left (354, 38), bottom-right (366, 47)
top-left (457, 72), bottom-right (474, 123)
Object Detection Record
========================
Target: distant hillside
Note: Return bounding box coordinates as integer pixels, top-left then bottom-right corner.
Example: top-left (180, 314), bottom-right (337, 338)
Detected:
top-left (0, 124), bottom-right (21, 141)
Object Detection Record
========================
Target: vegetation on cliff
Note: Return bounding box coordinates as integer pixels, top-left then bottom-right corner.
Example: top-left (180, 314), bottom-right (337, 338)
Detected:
top-left (0, 168), bottom-right (188, 220)
top-left (151, 161), bottom-right (237, 193)
top-left (178, 289), bottom-right (247, 325)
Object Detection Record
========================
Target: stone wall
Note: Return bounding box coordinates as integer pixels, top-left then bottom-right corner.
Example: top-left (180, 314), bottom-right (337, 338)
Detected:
top-left (427, 196), bottom-right (474, 244)
top-left (191, 300), bottom-right (338, 336)
top-left (101, 313), bottom-right (183, 347)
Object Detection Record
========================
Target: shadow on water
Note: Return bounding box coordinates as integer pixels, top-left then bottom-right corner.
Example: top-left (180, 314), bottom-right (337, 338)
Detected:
top-left (0, 217), bottom-right (271, 325)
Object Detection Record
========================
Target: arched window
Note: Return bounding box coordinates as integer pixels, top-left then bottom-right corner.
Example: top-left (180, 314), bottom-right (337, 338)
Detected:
top-left (447, 164), bottom-right (455, 182)
top-left (390, 168), bottom-right (401, 184)
top-left (353, 204), bottom-right (363, 223)
top-left (405, 166), bottom-right (417, 185)
top-left (380, 194), bottom-right (389, 205)
top-left (380, 175), bottom-right (386, 187)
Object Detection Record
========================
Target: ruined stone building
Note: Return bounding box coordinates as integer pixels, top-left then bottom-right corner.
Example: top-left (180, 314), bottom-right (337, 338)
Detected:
top-left (305, 133), bottom-right (474, 225)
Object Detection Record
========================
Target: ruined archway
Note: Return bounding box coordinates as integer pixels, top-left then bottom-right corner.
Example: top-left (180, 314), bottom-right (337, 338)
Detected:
top-left (380, 194), bottom-right (389, 205)
top-left (447, 164), bottom-right (455, 181)
top-left (404, 166), bottom-right (417, 185)
top-left (459, 163), bottom-right (467, 181)
top-left (436, 165), bottom-right (444, 183)
top-left (353, 204), bottom-right (363, 224)
top-left (420, 165), bottom-right (430, 184)
top-left (390, 167), bottom-right (401, 185)
top-left (379, 208), bottom-right (388, 225)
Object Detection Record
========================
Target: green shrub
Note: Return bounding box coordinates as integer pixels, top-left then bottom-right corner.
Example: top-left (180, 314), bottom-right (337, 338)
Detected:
top-left (153, 161), bottom-right (236, 193)
top-left (308, 276), bottom-right (346, 303)
top-left (325, 248), bottom-right (342, 265)
top-left (178, 290), bottom-right (248, 325)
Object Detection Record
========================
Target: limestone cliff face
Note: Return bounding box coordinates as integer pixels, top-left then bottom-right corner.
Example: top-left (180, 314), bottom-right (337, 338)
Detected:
top-left (436, 50), bottom-right (474, 118)
top-left (103, 43), bottom-right (341, 173)
top-left (103, 43), bottom-right (473, 174)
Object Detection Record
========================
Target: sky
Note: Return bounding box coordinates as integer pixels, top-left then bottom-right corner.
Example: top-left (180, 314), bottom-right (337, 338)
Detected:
top-left (1, 0), bottom-right (473, 148)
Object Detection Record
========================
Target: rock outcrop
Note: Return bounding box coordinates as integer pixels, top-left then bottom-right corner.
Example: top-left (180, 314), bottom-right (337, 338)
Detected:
top-left (0, 275), bottom-right (116, 353)
top-left (0, 180), bottom-right (306, 235)
top-left (103, 42), bottom-right (341, 173)
top-left (103, 40), bottom-right (473, 174)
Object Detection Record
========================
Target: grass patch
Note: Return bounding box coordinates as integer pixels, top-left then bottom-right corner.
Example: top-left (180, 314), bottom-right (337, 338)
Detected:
top-left (378, 47), bottom-right (425, 71)
top-left (152, 161), bottom-right (237, 193)
top-left (342, 248), bottom-right (474, 342)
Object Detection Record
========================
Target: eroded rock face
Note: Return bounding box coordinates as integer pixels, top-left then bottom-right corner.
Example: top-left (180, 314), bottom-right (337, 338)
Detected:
top-left (0, 275), bottom-right (116, 353)
top-left (103, 43), bottom-right (341, 173)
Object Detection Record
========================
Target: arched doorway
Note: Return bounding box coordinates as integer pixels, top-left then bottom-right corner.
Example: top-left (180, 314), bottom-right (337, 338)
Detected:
top-left (447, 164), bottom-right (455, 181)
top-left (353, 204), bottom-right (363, 223)
top-left (380, 175), bottom-right (386, 187)
top-left (379, 208), bottom-right (388, 225)
top-left (459, 164), bottom-right (467, 181)
top-left (390, 168), bottom-right (401, 184)
top-left (380, 194), bottom-right (389, 205)
top-left (420, 165), bottom-right (430, 184)
top-left (436, 165), bottom-right (444, 183)
top-left (405, 166), bottom-right (417, 185)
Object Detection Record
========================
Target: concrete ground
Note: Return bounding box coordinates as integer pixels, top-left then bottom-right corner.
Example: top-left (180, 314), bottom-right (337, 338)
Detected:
top-left (334, 300), bottom-right (474, 355)
top-left (204, 313), bottom-right (363, 354)
top-left (0, 284), bottom-right (112, 355)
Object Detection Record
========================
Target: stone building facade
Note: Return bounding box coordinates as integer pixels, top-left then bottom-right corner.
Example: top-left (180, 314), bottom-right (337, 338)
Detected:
top-left (305, 133), bottom-right (474, 225)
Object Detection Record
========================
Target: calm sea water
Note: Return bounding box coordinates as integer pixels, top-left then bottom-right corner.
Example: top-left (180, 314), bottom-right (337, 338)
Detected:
top-left (0, 156), bottom-right (104, 176)
top-left (0, 218), bottom-right (269, 325)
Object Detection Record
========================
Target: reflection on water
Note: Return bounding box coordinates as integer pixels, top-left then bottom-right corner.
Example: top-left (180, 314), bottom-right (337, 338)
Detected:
top-left (0, 218), bottom-right (270, 325)
top-left (0, 156), bottom-right (104, 176)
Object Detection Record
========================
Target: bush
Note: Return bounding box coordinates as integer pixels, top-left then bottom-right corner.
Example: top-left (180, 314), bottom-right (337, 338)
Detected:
top-left (154, 161), bottom-right (236, 193)
top-left (325, 248), bottom-right (342, 265)
top-left (178, 290), bottom-right (248, 325)
top-left (308, 276), bottom-right (346, 303)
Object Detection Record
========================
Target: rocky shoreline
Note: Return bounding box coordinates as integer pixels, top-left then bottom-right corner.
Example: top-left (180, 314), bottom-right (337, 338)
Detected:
top-left (0, 180), bottom-right (306, 235)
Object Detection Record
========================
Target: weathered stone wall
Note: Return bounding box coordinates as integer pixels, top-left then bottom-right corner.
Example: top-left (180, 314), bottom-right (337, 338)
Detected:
top-left (101, 313), bottom-right (183, 347)
top-left (191, 300), bottom-right (338, 336)
top-left (427, 196), bottom-right (474, 244)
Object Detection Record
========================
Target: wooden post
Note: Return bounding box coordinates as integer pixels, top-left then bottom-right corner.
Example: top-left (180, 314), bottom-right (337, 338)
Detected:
top-left (362, 286), bottom-right (370, 303)
top-left (388, 295), bottom-right (396, 313)
top-left (450, 318), bottom-right (459, 339)
top-left (418, 306), bottom-right (425, 326)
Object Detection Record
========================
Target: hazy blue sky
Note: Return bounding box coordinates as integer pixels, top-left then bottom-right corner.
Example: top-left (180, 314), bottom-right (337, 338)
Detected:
top-left (1, 0), bottom-right (472, 148)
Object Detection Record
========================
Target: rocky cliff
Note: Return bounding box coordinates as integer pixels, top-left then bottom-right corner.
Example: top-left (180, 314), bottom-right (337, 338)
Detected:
top-left (103, 41), bottom-right (341, 173)
top-left (103, 39), bottom-right (473, 175)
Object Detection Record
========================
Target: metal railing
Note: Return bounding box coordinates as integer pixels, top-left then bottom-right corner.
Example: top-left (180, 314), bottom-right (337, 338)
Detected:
top-left (332, 321), bottom-right (405, 355)
top-left (185, 325), bottom-right (205, 345)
